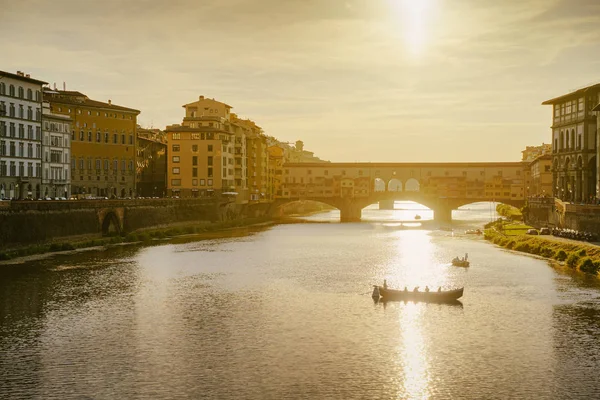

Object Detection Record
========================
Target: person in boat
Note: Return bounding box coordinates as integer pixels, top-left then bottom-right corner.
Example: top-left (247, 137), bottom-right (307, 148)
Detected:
top-left (383, 280), bottom-right (388, 290)
top-left (425, 286), bottom-right (430, 292)
top-left (438, 287), bottom-right (442, 292)
top-left (413, 286), bottom-right (419, 292)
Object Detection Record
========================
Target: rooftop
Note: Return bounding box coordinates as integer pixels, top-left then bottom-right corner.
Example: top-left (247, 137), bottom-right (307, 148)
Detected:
top-left (542, 83), bottom-right (600, 105)
top-left (0, 70), bottom-right (48, 85)
top-left (43, 88), bottom-right (140, 114)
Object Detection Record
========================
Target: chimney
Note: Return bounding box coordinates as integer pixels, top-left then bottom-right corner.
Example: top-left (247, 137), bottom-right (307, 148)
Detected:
top-left (108, 99), bottom-right (112, 105)
top-left (199, 95), bottom-right (204, 100)
top-left (63, 82), bottom-right (66, 91)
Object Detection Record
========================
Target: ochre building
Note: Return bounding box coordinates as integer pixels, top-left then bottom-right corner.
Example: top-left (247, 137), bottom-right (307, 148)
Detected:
top-left (44, 90), bottom-right (140, 198)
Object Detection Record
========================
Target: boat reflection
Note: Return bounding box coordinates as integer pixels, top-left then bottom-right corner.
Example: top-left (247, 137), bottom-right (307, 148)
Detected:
top-left (374, 297), bottom-right (464, 309)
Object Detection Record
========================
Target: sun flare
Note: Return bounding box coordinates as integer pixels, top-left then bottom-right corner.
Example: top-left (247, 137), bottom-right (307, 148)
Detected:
top-left (389, 0), bottom-right (435, 56)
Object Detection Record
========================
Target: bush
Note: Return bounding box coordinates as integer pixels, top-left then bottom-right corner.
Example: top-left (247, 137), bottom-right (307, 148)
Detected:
top-left (0, 252), bottom-right (11, 261)
top-left (539, 247), bottom-right (554, 258)
top-left (578, 257), bottom-right (598, 274)
top-left (555, 249), bottom-right (568, 261)
top-left (506, 240), bottom-right (516, 249)
top-left (60, 243), bottom-right (75, 251)
top-left (514, 242), bottom-right (530, 252)
top-left (125, 233), bottom-right (138, 242)
top-left (566, 252), bottom-right (580, 268)
top-left (577, 249), bottom-right (587, 257)
top-left (137, 232), bottom-right (151, 242)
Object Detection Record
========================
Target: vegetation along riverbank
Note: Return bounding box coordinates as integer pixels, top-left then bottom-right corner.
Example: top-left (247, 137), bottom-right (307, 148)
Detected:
top-left (0, 216), bottom-right (274, 262)
top-left (484, 225), bottom-right (600, 276)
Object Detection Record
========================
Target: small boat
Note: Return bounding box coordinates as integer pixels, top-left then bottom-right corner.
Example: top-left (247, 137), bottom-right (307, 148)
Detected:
top-left (465, 229), bottom-right (482, 235)
top-left (452, 253), bottom-right (470, 267)
top-left (414, 214), bottom-right (421, 220)
top-left (372, 285), bottom-right (463, 303)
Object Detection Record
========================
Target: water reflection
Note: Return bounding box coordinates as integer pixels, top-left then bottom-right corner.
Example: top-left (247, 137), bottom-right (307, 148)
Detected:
top-left (396, 303), bottom-right (430, 399)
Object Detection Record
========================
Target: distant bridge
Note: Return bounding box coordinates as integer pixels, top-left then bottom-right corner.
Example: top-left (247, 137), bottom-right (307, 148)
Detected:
top-left (277, 162), bottom-right (527, 222)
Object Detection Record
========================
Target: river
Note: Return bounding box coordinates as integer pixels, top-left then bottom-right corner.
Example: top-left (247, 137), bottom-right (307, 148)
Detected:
top-left (1, 202), bottom-right (600, 399)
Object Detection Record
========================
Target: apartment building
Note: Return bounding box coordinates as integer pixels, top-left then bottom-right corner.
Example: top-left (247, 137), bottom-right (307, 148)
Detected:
top-left (136, 126), bottom-right (167, 197)
top-left (0, 70), bottom-right (45, 199)
top-left (41, 101), bottom-right (71, 198)
top-left (542, 84), bottom-right (600, 201)
top-left (44, 89), bottom-right (140, 198)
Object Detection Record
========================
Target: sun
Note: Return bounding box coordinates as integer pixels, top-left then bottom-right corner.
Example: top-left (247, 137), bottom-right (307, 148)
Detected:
top-left (389, 0), bottom-right (436, 56)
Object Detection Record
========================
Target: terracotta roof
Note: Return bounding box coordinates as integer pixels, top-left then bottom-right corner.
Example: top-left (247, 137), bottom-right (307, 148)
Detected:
top-left (542, 83), bottom-right (600, 105)
top-left (43, 89), bottom-right (140, 114)
top-left (0, 70), bottom-right (47, 85)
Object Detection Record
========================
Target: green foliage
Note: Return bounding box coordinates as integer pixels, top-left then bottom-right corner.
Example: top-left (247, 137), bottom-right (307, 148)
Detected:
top-left (539, 247), bottom-right (555, 258)
top-left (0, 252), bottom-right (11, 260)
top-left (506, 240), bottom-right (516, 249)
top-left (578, 257), bottom-right (598, 274)
top-left (554, 250), bottom-right (568, 261)
top-left (566, 252), bottom-right (580, 268)
top-left (577, 249), bottom-right (587, 257)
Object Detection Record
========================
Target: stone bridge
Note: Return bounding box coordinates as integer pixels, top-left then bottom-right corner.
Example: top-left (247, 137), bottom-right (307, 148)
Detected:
top-left (277, 162), bottom-right (528, 222)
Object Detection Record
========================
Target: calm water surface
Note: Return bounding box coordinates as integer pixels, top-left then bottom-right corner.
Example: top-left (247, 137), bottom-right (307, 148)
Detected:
top-left (1, 202), bottom-right (600, 399)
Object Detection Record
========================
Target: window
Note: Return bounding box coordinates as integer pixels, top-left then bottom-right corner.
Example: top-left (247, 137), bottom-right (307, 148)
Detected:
top-left (172, 156), bottom-right (180, 163)
top-left (18, 86), bottom-right (24, 98)
top-left (96, 159), bottom-right (101, 170)
top-left (171, 179), bottom-right (181, 186)
top-left (172, 167), bottom-right (180, 174)
top-left (105, 132), bottom-right (109, 143)
top-left (172, 133), bottom-right (181, 140)
top-left (9, 85), bottom-right (15, 96)
top-left (207, 179), bottom-right (213, 186)
top-left (207, 156), bottom-right (213, 166)
top-left (113, 134), bottom-right (117, 144)
top-left (172, 144), bottom-right (180, 152)
top-left (129, 135), bottom-right (133, 145)
top-left (104, 160), bottom-right (109, 170)
top-left (27, 88), bottom-right (32, 100)
top-left (192, 144), bottom-right (198, 152)
top-left (192, 156), bottom-right (198, 166)
top-left (200, 179), bottom-right (205, 186)
top-left (96, 132), bottom-right (101, 142)
top-left (192, 168), bottom-right (198, 177)
top-left (88, 132), bottom-right (92, 141)
top-left (113, 160), bottom-right (118, 171)
top-left (208, 144), bottom-right (213, 152)
top-left (121, 134), bottom-right (125, 144)
top-left (208, 168), bottom-right (213, 177)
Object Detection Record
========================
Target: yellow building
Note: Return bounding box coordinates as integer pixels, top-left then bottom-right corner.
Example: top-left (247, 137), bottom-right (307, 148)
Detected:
top-left (165, 96), bottom-right (236, 198)
top-left (44, 89), bottom-right (139, 198)
top-left (267, 145), bottom-right (284, 199)
top-left (236, 117), bottom-right (269, 202)
top-left (529, 154), bottom-right (552, 197)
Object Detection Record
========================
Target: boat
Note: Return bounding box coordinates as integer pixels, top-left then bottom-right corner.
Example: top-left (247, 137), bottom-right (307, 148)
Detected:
top-left (414, 214), bottom-right (421, 220)
top-left (465, 229), bottom-right (481, 235)
top-left (452, 253), bottom-right (470, 267)
top-left (372, 285), bottom-right (464, 303)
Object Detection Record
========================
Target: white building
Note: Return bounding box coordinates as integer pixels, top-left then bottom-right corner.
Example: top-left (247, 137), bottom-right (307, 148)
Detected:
top-left (42, 101), bottom-right (71, 198)
top-left (0, 70), bottom-right (46, 199)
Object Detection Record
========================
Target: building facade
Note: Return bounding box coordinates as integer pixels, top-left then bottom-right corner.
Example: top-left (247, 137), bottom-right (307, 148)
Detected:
top-left (542, 84), bottom-right (600, 202)
top-left (166, 96), bottom-right (235, 198)
top-left (529, 154), bottom-right (552, 197)
top-left (0, 70), bottom-right (45, 199)
top-left (41, 101), bottom-right (71, 198)
top-left (268, 145), bottom-right (285, 199)
top-left (44, 90), bottom-right (139, 198)
top-left (136, 127), bottom-right (167, 197)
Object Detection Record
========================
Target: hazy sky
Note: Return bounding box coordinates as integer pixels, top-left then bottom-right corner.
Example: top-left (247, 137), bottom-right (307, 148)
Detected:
top-left (2, 0), bottom-right (600, 162)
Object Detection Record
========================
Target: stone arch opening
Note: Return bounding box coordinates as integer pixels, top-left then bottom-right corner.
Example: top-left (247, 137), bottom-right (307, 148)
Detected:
top-left (102, 211), bottom-right (121, 236)
top-left (388, 179), bottom-right (402, 192)
top-left (374, 178), bottom-right (386, 192)
top-left (405, 178), bottom-right (420, 192)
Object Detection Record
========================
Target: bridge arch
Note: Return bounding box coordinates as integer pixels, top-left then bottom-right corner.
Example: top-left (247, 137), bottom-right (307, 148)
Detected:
top-left (405, 178), bottom-right (420, 192)
top-left (101, 210), bottom-right (122, 236)
top-left (374, 178), bottom-right (386, 192)
top-left (388, 178), bottom-right (402, 192)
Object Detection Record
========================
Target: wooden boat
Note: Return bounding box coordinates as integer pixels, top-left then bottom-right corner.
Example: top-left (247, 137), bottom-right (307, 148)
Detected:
top-left (372, 285), bottom-right (464, 303)
top-left (414, 214), bottom-right (421, 220)
top-left (452, 253), bottom-right (470, 267)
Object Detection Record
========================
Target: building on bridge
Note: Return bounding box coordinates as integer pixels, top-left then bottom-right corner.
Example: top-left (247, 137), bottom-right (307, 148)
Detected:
top-left (44, 88), bottom-right (140, 199)
top-left (0, 70), bottom-right (46, 200)
top-left (280, 162), bottom-right (527, 222)
top-left (542, 84), bottom-right (600, 202)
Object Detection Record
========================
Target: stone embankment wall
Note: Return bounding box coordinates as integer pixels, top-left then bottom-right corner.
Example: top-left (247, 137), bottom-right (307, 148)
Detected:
top-left (0, 198), bottom-right (223, 246)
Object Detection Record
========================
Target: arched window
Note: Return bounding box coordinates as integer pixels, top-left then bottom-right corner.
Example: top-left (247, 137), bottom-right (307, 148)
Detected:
top-left (560, 131), bottom-right (564, 151)
top-left (18, 86), bottom-right (24, 98)
top-left (571, 129), bottom-right (575, 149)
top-left (27, 88), bottom-right (32, 100)
top-left (0, 82), bottom-right (5, 95)
top-left (9, 85), bottom-right (15, 96)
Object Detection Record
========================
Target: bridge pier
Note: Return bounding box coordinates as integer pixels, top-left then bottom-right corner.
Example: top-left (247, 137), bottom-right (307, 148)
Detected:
top-left (339, 202), bottom-right (363, 222)
top-left (434, 205), bottom-right (453, 224)
top-left (379, 200), bottom-right (395, 210)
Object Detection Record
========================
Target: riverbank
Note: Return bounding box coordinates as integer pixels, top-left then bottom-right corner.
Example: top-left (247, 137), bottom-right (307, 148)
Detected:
top-left (484, 229), bottom-right (600, 276)
top-left (0, 216), bottom-right (275, 263)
